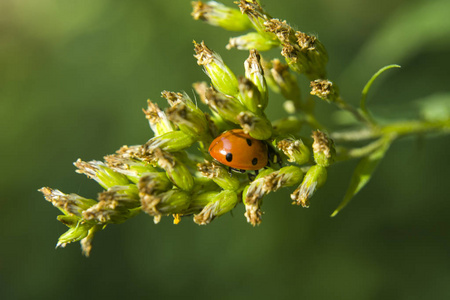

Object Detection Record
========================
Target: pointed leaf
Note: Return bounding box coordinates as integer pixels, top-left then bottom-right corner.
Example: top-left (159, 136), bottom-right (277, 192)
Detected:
top-left (360, 64), bottom-right (401, 111)
top-left (331, 136), bottom-right (393, 217)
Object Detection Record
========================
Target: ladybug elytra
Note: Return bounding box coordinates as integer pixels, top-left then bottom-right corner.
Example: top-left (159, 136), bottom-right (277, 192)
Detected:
top-left (208, 129), bottom-right (268, 171)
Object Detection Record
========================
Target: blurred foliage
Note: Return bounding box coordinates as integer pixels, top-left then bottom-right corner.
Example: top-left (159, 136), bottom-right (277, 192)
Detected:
top-left (1, 0), bottom-right (450, 299)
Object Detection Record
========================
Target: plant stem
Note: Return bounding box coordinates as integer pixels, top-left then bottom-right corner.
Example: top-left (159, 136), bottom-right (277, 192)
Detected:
top-left (335, 118), bottom-right (450, 162)
top-left (380, 119), bottom-right (450, 137)
top-left (335, 96), bottom-right (376, 127)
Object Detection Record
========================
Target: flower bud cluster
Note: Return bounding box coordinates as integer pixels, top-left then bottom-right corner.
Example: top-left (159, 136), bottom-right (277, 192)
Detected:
top-left (243, 166), bottom-right (304, 225)
top-left (290, 130), bottom-right (335, 207)
top-left (263, 59), bottom-right (302, 110)
top-left (41, 0), bottom-right (344, 255)
top-left (193, 40), bottom-right (273, 140)
top-left (264, 19), bottom-right (328, 80)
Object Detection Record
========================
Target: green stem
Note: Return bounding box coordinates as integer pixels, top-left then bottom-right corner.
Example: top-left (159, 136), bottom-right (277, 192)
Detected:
top-left (333, 119), bottom-right (450, 143)
top-left (335, 119), bottom-right (450, 162)
top-left (336, 138), bottom-right (386, 161)
top-left (380, 119), bottom-right (450, 137)
top-left (335, 96), bottom-right (376, 127)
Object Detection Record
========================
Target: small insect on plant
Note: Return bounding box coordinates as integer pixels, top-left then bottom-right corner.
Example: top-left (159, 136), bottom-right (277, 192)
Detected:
top-left (39, 0), bottom-right (450, 256)
top-left (208, 129), bottom-right (280, 177)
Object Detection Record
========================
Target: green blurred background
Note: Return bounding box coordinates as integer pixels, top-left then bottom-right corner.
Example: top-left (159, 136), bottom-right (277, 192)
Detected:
top-left (2, 0), bottom-right (450, 299)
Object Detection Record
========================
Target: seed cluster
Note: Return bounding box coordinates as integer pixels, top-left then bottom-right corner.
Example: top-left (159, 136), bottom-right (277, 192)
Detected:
top-left (40, 0), bottom-right (337, 256)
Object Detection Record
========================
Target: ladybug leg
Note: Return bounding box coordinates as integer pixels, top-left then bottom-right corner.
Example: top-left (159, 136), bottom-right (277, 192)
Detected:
top-left (247, 172), bottom-right (256, 181)
top-left (229, 167), bottom-right (246, 176)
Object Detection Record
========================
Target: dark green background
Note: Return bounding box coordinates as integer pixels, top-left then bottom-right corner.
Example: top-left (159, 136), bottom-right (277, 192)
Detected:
top-left (2, 0), bottom-right (450, 299)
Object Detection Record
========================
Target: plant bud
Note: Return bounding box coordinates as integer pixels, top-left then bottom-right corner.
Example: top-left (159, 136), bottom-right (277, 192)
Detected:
top-left (227, 32), bottom-right (279, 51)
top-left (142, 100), bottom-right (175, 136)
top-left (194, 41), bottom-right (239, 97)
top-left (150, 148), bottom-right (194, 191)
top-left (291, 164), bottom-right (327, 207)
top-left (74, 159), bottom-right (130, 190)
top-left (142, 130), bottom-right (197, 153)
top-left (244, 49), bottom-right (268, 110)
top-left (204, 86), bottom-right (248, 124)
top-left (312, 130), bottom-right (336, 167)
top-left (56, 221), bottom-right (93, 249)
top-left (238, 77), bottom-right (262, 114)
top-left (140, 189), bottom-right (191, 222)
top-left (276, 138), bottom-right (310, 165)
top-left (197, 160), bottom-right (240, 191)
top-left (194, 190), bottom-right (238, 225)
top-left (104, 155), bottom-right (157, 183)
top-left (191, 1), bottom-right (252, 31)
top-left (39, 187), bottom-right (97, 217)
top-left (237, 111), bottom-right (273, 140)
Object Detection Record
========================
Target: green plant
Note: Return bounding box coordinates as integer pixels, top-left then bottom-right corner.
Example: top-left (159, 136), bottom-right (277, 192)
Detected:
top-left (40, 0), bottom-right (450, 256)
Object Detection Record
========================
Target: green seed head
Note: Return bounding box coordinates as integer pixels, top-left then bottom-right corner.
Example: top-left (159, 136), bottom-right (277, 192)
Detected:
top-left (237, 0), bottom-right (276, 41)
top-left (149, 148), bottom-right (194, 192)
top-left (291, 164), bottom-right (327, 207)
top-left (194, 41), bottom-right (239, 97)
top-left (238, 77), bottom-right (262, 114)
top-left (265, 18), bottom-right (328, 80)
top-left (312, 130), bottom-right (336, 167)
top-left (104, 155), bottom-right (157, 183)
top-left (56, 221), bottom-right (93, 249)
top-left (142, 100), bottom-right (175, 136)
top-left (140, 189), bottom-right (191, 223)
top-left (191, 1), bottom-right (252, 31)
top-left (142, 130), bottom-right (197, 153)
top-left (203, 86), bottom-right (247, 124)
top-left (197, 160), bottom-right (240, 191)
top-left (96, 185), bottom-right (140, 210)
top-left (39, 187), bottom-right (97, 217)
top-left (138, 172), bottom-right (173, 196)
top-left (244, 166), bottom-right (303, 205)
top-left (296, 32), bottom-right (328, 80)
top-left (276, 138), bottom-right (311, 165)
top-left (194, 190), bottom-right (238, 225)
top-left (243, 166), bottom-right (303, 226)
top-left (244, 49), bottom-right (268, 110)
top-left (226, 32), bottom-right (279, 51)
top-left (166, 100), bottom-right (208, 138)
top-left (74, 159), bottom-right (130, 190)
top-left (80, 225), bottom-right (102, 257)
top-left (237, 111), bottom-right (273, 140)
top-left (186, 190), bottom-right (220, 215)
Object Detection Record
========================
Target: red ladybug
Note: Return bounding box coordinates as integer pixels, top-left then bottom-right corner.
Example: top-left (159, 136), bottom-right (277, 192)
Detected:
top-left (208, 129), bottom-right (268, 171)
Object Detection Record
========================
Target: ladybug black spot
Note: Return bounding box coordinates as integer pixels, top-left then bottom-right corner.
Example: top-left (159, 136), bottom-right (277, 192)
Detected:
top-left (226, 152), bottom-right (233, 162)
top-left (252, 158), bottom-right (258, 165)
top-left (246, 139), bottom-right (252, 146)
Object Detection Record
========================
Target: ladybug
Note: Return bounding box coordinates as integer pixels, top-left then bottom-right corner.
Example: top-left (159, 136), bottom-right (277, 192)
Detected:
top-left (208, 129), bottom-right (269, 173)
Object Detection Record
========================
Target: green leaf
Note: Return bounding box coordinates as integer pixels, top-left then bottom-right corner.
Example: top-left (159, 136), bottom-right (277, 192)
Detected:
top-left (360, 64), bottom-right (401, 116)
top-left (331, 135), bottom-right (393, 217)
